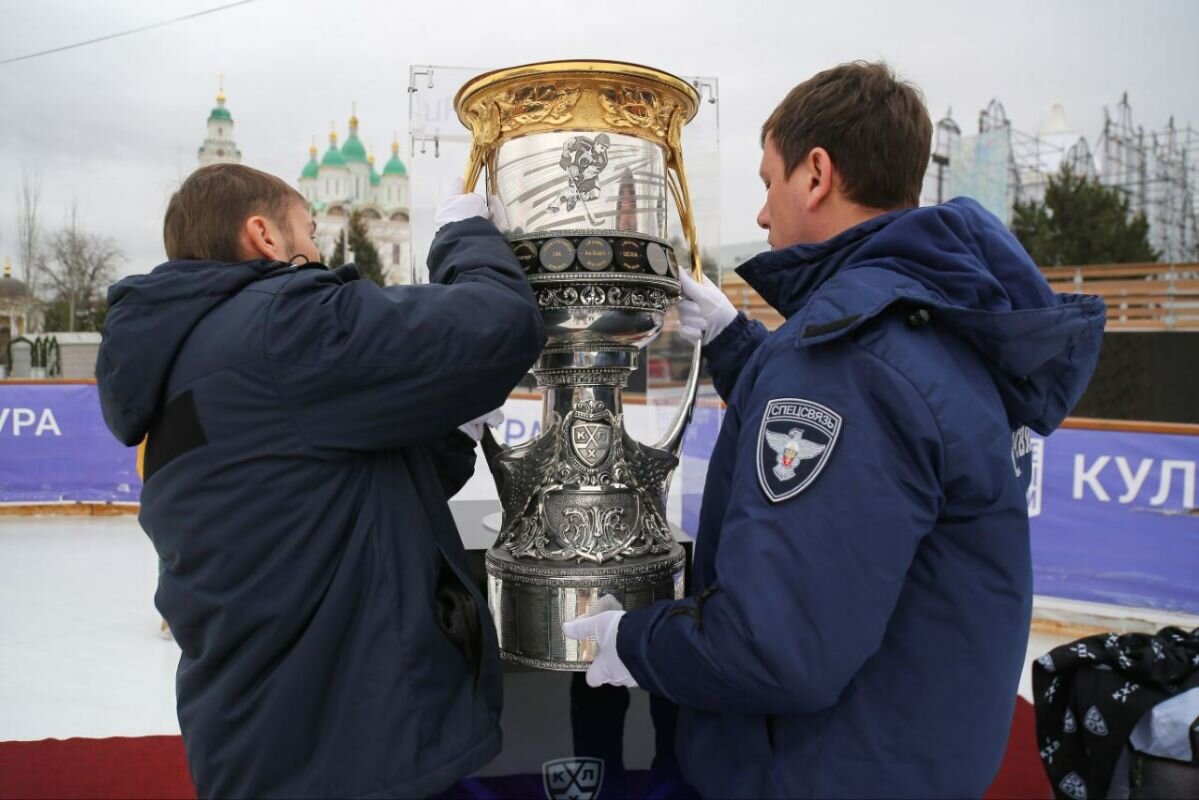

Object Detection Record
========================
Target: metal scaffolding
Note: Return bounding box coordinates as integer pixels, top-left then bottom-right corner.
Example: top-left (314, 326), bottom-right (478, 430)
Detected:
top-left (926, 93), bottom-right (1199, 262)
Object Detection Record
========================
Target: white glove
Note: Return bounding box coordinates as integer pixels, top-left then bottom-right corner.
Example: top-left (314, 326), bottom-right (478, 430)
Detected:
top-left (678, 269), bottom-right (738, 346)
top-left (561, 594), bottom-right (637, 688)
top-left (487, 194), bottom-right (510, 231)
top-left (434, 178), bottom-right (488, 229)
top-left (458, 408), bottom-right (504, 442)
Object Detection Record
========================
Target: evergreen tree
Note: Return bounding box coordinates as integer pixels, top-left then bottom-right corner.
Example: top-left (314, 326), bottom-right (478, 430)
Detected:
top-left (42, 294), bottom-right (107, 332)
top-left (346, 210), bottom-right (386, 286)
top-left (327, 230), bottom-right (347, 268)
top-left (1012, 166), bottom-right (1159, 266)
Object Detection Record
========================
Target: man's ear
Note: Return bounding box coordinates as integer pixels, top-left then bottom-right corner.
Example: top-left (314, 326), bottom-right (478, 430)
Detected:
top-left (237, 214), bottom-right (282, 261)
top-left (804, 147), bottom-right (835, 211)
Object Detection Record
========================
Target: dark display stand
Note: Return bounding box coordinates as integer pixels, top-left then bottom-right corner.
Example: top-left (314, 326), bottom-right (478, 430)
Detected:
top-left (441, 500), bottom-right (697, 799)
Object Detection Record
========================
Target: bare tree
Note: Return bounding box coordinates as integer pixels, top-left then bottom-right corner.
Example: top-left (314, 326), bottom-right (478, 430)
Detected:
top-left (36, 206), bottom-right (122, 332)
top-left (17, 166), bottom-right (43, 299)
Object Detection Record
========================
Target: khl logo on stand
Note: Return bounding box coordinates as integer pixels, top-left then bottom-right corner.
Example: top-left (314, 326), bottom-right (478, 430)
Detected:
top-left (543, 757), bottom-right (604, 800)
top-left (757, 398), bottom-right (841, 503)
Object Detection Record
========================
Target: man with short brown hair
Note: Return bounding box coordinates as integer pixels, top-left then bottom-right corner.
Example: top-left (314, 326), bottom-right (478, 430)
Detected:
top-left (161, 163), bottom-right (310, 264)
top-left (566, 62), bottom-right (1105, 797)
top-left (98, 164), bottom-right (545, 797)
top-left (761, 61), bottom-right (932, 212)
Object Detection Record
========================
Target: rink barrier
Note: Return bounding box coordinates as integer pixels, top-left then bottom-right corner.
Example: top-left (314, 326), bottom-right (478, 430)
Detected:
top-left (3, 382), bottom-right (1197, 616)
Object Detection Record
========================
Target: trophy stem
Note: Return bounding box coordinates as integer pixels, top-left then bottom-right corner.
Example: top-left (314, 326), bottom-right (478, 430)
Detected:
top-left (536, 344), bottom-right (635, 428)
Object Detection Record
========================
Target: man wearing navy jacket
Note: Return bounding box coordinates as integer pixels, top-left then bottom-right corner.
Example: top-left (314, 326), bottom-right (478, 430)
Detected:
top-left (97, 164), bottom-right (545, 798)
top-left (565, 62), bottom-right (1105, 797)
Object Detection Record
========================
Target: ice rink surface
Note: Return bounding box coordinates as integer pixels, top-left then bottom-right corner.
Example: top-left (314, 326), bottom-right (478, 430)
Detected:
top-left (2, 513), bottom-right (1178, 743)
top-left (1, 516), bottom-right (180, 741)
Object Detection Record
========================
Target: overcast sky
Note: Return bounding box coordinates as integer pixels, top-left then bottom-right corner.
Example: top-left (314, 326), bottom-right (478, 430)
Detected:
top-left (1, 0), bottom-right (1197, 279)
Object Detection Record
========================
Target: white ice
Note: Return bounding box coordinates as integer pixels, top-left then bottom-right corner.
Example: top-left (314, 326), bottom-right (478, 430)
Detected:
top-left (1, 516), bottom-right (180, 741)
top-left (9, 513), bottom-right (1193, 744)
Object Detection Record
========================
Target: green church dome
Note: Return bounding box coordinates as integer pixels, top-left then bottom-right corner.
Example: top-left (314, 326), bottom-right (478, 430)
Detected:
top-left (341, 133), bottom-right (368, 164)
top-left (320, 131), bottom-right (346, 169)
top-left (340, 108), bottom-right (369, 164)
top-left (209, 87), bottom-right (232, 122)
top-left (300, 144), bottom-right (320, 179)
top-left (382, 141), bottom-right (407, 176)
top-left (321, 147), bottom-right (346, 168)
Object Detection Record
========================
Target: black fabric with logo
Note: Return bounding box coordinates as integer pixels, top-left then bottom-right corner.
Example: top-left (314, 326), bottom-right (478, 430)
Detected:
top-left (1032, 626), bottom-right (1199, 799)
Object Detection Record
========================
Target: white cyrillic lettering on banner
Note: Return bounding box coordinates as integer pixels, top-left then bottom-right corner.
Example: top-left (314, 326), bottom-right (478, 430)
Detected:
top-left (35, 409), bottom-right (62, 437)
top-left (1149, 460), bottom-right (1196, 508)
top-left (1, 407), bottom-right (65, 437)
top-left (1115, 457), bottom-right (1153, 503)
top-left (11, 408), bottom-right (35, 436)
top-left (1073, 454), bottom-right (1111, 502)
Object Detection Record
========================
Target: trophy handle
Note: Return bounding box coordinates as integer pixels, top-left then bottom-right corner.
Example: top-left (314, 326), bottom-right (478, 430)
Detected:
top-left (651, 338), bottom-right (702, 460)
top-left (481, 423), bottom-right (510, 463)
top-left (462, 145), bottom-right (486, 194)
top-left (663, 112), bottom-right (705, 281)
top-left (653, 110), bottom-right (704, 458)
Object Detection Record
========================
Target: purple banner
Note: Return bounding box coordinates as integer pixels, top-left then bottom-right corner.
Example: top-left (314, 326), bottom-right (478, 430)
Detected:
top-left (0, 383), bottom-right (141, 504)
top-left (683, 408), bottom-right (1199, 615)
top-left (6, 382), bottom-right (1196, 614)
top-left (1029, 427), bottom-right (1199, 614)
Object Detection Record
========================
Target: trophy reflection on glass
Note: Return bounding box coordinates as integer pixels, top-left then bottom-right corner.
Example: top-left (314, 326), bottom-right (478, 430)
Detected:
top-left (455, 61), bottom-right (704, 670)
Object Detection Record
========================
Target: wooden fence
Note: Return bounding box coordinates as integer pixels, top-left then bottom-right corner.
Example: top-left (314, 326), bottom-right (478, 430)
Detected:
top-left (1041, 262), bottom-right (1199, 331)
top-left (722, 262), bottom-right (1199, 332)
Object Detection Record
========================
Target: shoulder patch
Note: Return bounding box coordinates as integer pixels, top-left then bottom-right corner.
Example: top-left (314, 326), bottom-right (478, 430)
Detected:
top-left (757, 398), bottom-right (841, 503)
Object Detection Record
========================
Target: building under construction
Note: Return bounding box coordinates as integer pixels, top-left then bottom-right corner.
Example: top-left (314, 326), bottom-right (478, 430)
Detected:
top-left (924, 93), bottom-right (1199, 263)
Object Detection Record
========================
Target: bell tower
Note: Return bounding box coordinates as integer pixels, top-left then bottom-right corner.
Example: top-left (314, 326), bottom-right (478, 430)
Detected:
top-left (197, 76), bottom-right (242, 167)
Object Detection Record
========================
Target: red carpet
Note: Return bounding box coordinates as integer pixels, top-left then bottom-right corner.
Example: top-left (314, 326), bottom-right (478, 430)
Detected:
top-left (0, 699), bottom-right (1049, 799)
top-left (985, 697), bottom-right (1052, 800)
top-left (0, 735), bottom-right (193, 799)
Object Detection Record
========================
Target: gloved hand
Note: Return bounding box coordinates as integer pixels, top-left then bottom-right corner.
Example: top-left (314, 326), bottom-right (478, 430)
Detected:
top-left (487, 194), bottom-right (510, 231)
top-left (678, 269), bottom-right (738, 346)
top-left (561, 594), bottom-right (637, 688)
top-left (434, 178), bottom-right (488, 230)
top-left (458, 408), bottom-right (504, 443)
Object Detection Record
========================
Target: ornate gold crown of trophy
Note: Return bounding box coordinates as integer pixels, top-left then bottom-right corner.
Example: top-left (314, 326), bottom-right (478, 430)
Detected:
top-left (455, 61), bottom-right (703, 670)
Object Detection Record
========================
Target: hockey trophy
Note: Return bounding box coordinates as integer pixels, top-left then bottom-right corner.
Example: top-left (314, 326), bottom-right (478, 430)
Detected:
top-left (455, 60), bottom-right (704, 669)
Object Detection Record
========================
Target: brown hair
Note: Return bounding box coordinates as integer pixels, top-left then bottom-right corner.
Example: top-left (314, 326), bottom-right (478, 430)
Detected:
top-left (163, 163), bottom-right (306, 262)
top-left (762, 61), bottom-right (932, 209)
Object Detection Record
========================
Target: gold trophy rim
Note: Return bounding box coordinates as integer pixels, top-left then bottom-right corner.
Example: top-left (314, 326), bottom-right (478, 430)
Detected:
top-left (452, 59), bottom-right (701, 128)
top-left (451, 58), bottom-right (706, 278)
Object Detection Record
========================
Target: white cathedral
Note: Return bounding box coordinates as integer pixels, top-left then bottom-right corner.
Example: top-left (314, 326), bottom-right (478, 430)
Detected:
top-left (195, 88), bottom-right (412, 284)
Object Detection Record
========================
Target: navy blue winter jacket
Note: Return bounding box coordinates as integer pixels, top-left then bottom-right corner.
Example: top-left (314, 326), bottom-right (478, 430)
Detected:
top-left (96, 217), bottom-right (545, 798)
top-left (616, 198), bottom-right (1105, 798)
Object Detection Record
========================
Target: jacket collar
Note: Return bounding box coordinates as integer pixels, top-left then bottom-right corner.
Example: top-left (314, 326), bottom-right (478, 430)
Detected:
top-left (735, 208), bottom-right (910, 319)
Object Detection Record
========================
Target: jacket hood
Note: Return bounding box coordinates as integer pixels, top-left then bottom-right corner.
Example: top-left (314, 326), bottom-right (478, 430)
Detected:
top-left (96, 259), bottom-right (311, 445)
top-left (736, 197), bottom-right (1106, 434)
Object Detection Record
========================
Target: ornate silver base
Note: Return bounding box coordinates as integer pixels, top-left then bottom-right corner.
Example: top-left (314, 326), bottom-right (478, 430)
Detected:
top-left (486, 544), bottom-right (686, 670)
top-left (480, 262), bottom-right (700, 669)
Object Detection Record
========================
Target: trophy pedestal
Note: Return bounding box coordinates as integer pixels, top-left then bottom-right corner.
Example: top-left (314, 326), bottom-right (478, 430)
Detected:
top-left (486, 543), bottom-right (686, 671)
top-left (448, 499), bottom-right (693, 784)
